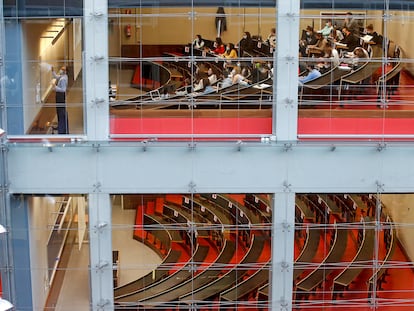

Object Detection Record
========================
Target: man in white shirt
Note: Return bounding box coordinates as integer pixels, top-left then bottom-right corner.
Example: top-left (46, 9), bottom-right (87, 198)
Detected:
top-left (51, 66), bottom-right (69, 134)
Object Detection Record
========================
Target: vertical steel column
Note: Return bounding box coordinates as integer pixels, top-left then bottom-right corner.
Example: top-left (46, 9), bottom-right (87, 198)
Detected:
top-left (84, 0), bottom-right (109, 141)
top-left (271, 192), bottom-right (295, 310)
top-left (274, 0), bottom-right (300, 141)
top-left (89, 193), bottom-right (113, 310)
top-left (0, 3), bottom-right (15, 305)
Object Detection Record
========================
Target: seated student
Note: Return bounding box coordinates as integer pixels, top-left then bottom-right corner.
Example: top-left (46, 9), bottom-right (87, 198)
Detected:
top-left (319, 20), bottom-right (333, 38)
top-left (192, 78), bottom-right (215, 95)
top-left (299, 26), bottom-right (318, 56)
top-left (346, 46), bottom-right (369, 69)
top-left (329, 26), bottom-right (344, 43)
top-left (193, 34), bottom-right (205, 49)
top-left (208, 37), bottom-right (225, 55)
top-left (194, 66), bottom-right (217, 91)
top-left (221, 66), bottom-right (250, 88)
top-left (205, 66), bottom-right (218, 85)
top-left (298, 64), bottom-right (321, 85)
top-left (251, 62), bottom-right (270, 83)
top-left (237, 31), bottom-right (254, 56)
top-left (306, 32), bottom-right (328, 56)
top-left (221, 43), bottom-right (238, 59)
top-left (316, 45), bottom-right (340, 73)
top-left (340, 26), bottom-right (361, 53)
top-left (266, 27), bottom-right (276, 48)
top-left (364, 24), bottom-right (383, 46)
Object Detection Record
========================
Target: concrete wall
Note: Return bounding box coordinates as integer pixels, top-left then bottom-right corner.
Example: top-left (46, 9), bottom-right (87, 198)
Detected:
top-left (381, 194), bottom-right (414, 263)
top-left (28, 196), bottom-right (54, 310)
top-left (117, 7), bottom-right (277, 46)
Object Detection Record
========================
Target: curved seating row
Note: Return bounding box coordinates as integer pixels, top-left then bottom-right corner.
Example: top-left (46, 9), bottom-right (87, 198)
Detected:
top-left (296, 224), bottom-right (348, 297)
top-left (179, 234), bottom-right (268, 303)
top-left (115, 244), bottom-right (210, 302)
top-left (300, 43), bottom-right (403, 105)
top-left (115, 194), bottom-right (272, 308)
top-left (332, 216), bottom-right (375, 298)
top-left (114, 213), bottom-right (182, 298)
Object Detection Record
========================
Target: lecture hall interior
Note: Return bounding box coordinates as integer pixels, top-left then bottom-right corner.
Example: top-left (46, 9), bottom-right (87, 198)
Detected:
top-left (2, 0), bottom-right (414, 310)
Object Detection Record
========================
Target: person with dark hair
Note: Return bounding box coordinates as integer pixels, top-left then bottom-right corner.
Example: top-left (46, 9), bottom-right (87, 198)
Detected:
top-left (319, 20), bottom-right (333, 38)
top-left (299, 26), bottom-right (318, 56)
top-left (306, 31), bottom-right (328, 56)
top-left (193, 34), bottom-right (205, 49)
top-left (237, 31), bottom-right (254, 56)
top-left (365, 24), bottom-right (383, 46)
top-left (340, 26), bottom-right (361, 52)
top-left (298, 64), bottom-right (321, 85)
top-left (210, 37), bottom-right (225, 54)
top-left (215, 7), bottom-right (227, 36)
top-left (221, 43), bottom-right (238, 59)
top-left (51, 66), bottom-right (69, 134)
top-left (267, 28), bottom-right (276, 48)
top-left (344, 12), bottom-right (359, 35)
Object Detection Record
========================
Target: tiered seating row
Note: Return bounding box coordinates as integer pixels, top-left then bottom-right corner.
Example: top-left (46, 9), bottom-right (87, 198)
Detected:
top-left (114, 194), bottom-right (272, 309)
top-left (114, 193), bottom-right (397, 310)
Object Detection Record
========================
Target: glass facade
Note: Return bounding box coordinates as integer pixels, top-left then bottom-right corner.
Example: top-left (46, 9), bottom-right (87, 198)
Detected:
top-left (1, 0), bottom-right (414, 310)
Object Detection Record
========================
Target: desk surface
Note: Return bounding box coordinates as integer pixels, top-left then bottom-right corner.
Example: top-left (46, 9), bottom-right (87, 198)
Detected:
top-left (116, 245), bottom-right (209, 302)
top-left (114, 248), bottom-right (181, 298)
top-left (334, 226), bottom-right (375, 287)
top-left (179, 235), bottom-right (266, 301)
top-left (141, 239), bottom-right (236, 304)
top-left (220, 264), bottom-right (270, 301)
top-left (296, 228), bottom-right (348, 292)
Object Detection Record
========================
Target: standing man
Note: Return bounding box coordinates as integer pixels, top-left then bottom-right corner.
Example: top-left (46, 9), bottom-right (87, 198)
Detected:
top-left (343, 12), bottom-right (359, 36)
top-left (51, 66), bottom-right (69, 134)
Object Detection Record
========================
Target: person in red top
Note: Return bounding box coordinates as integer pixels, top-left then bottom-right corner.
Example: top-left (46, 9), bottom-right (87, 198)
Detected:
top-left (211, 37), bottom-right (225, 54)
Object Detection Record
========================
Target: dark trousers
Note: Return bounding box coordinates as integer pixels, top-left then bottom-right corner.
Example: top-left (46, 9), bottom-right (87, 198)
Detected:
top-left (56, 92), bottom-right (69, 134)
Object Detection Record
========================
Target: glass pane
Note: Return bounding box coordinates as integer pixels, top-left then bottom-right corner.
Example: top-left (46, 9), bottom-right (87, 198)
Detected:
top-left (109, 6), bottom-right (275, 139)
top-left (298, 4), bottom-right (414, 140)
top-left (4, 18), bottom-right (85, 135)
top-left (112, 193), bottom-right (272, 310)
top-left (294, 193), bottom-right (414, 310)
top-left (27, 195), bottom-right (90, 309)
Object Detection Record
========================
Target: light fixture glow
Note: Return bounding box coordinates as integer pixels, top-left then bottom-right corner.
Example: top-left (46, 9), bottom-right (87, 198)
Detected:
top-left (0, 298), bottom-right (13, 311)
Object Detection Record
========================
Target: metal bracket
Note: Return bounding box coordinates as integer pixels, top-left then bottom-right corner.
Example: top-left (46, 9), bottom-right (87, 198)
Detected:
top-left (91, 98), bottom-right (106, 107)
top-left (90, 11), bottom-right (104, 19)
top-left (285, 97), bottom-right (294, 108)
top-left (283, 181), bottom-right (292, 192)
top-left (280, 261), bottom-right (289, 271)
top-left (283, 143), bottom-right (292, 152)
top-left (96, 299), bottom-right (110, 310)
top-left (90, 55), bottom-right (105, 62)
top-left (282, 221), bottom-right (291, 232)
top-left (188, 181), bottom-right (196, 192)
top-left (95, 260), bottom-right (109, 271)
top-left (188, 142), bottom-right (196, 151)
top-left (94, 222), bottom-right (108, 232)
top-left (236, 140), bottom-right (243, 152)
top-left (93, 182), bottom-right (102, 193)
top-left (376, 180), bottom-right (384, 193)
top-left (93, 143), bottom-right (101, 152)
top-left (377, 142), bottom-right (386, 152)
